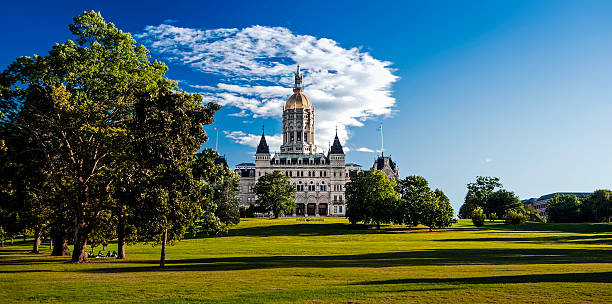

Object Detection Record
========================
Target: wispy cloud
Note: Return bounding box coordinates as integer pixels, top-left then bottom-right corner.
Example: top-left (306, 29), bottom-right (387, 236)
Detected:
top-left (223, 130), bottom-right (282, 152)
top-left (356, 147), bottom-right (375, 153)
top-left (483, 158), bottom-right (493, 164)
top-left (136, 24), bottom-right (398, 150)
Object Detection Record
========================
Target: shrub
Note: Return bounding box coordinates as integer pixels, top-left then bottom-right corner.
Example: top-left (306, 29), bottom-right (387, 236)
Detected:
top-left (471, 208), bottom-right (486, 228)
top-left (504, 210), bottom-right (527, 230)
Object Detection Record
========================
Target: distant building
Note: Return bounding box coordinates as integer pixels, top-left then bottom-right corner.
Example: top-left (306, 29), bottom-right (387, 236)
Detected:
top-left (372, 153), bottom-right (399, 180)
top-left (345, 163), bottom-right (362, 182)
top-left (234, 163), bottom-right (256, 206)
top-left (522, 192), bottom-right (592, 218)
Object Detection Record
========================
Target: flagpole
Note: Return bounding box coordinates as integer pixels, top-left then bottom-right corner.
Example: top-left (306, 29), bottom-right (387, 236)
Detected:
top-left (215, 126), bottom-right (219, 151)
top-left (380, 122), bottom-right (384, 156)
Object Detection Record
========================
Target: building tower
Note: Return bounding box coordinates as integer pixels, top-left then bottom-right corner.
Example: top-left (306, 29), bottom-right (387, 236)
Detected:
top-left (329, 130), bottom-right (346, 208)
top-left (255, 127), bottom-right (271, 177)
top-left (280, 65), bottom-right (316, 154)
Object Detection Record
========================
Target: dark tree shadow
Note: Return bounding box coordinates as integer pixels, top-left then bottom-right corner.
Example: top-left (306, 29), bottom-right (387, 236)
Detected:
top-left (436, 234), bottom-right (612, 245)
top-left (353, 271), bottom-right (612, 285)
top-left (81, 248), bottom-right (612, 273)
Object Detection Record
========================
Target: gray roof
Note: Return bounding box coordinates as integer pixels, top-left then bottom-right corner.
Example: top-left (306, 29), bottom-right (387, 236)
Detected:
top-left (329, 134), bottom-right (344, 154)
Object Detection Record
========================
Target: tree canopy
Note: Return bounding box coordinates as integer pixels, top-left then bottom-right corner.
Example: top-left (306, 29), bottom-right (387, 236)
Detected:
top-left (254, 171), bottom-right (296, 218)
top-left (459, 176), bottom-right (502, 219)
top-left (0, 11), bottom-right (221, 265)
top-left (346, 169), bottom-right (400, 229)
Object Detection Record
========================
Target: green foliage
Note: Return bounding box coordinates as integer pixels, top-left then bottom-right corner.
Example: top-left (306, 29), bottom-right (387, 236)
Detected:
top-left (547, 195), bottom-right (582, 223)
top-left (396, 176), bottom-right (430, 227)
top-left (584, 190), bottom-right (612, 223)
top-left (345, 169), bottom-right (400, 229)
top-left (0, 11), bottom-right (222, 263)
top-left (471, 208), bottom-right (486, 228)
top-left (504, 209), bottom-right (527, 230)
top-left (396, 176), bottom-right (454, 230)
top-left (459, 176), bottom-right (502, 219)
top-left (254, 171), bottom-right (296, 218)
top-left (485, 189), bottom-right (523, 218)
top-left (193, 149), bottom-right (240, 226)
top-left (423, 189), bottom-right (455, 231)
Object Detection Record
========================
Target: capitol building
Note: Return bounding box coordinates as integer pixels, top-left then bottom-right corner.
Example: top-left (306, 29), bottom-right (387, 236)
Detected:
top-left (235, 66), bottom-right (399, 216)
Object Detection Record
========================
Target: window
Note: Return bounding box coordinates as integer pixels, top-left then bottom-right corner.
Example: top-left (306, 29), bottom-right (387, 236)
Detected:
top-left (334, 205), bottom-right (338, 213)
top-left (304, 132), bottom-right (307, 142)
top-left (297, 131), bottom-right (301, 141)
top-left (290, 132), bottom-right (294, 142)
top-left (339, 206), bottom-right (343, 213)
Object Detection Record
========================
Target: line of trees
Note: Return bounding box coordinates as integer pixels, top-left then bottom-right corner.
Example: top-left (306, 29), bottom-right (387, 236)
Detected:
top-left (0, 11), bottom-right (239, 266)
top-left (458, 176), bottom-right (527, 221)
top-left (345, 170), bottom-right (454, 231)
top-left (547, 190), bottom-right (612, 223)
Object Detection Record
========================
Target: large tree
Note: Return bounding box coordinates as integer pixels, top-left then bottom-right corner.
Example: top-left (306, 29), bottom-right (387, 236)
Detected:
top-left (254, 171), bottom-right (296, 218)
top-left (0, 11), bottom-right (175, 262)
top-left (585, 190), bottom-right (612, 222)
top-left (547, 194), bottom-right (582, 223)
top-left (396, 175), bottom-right (431, 227)
top-left (346, 169), bottom-right (400, 229)
top-left (129, 90), bottom-right (220, 267)
top-left (459, 176), bottom-right (502, 219)
top-left (485, 189), bottom-right (524, 218)
top-left (396, 176), bottom-right (454, 231)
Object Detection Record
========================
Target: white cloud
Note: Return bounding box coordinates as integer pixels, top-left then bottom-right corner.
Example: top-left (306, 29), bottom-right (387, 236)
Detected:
top-left (224, 130), bottom-right (282, 152)
top-left (483, 158), bottom-right (493, 164)
top-left (137, 24), bottom-right (398, 149)
top-left (356, 147), bottom-right (375, 153)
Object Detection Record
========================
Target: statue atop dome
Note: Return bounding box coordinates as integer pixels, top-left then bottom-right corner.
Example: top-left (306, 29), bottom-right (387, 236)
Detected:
top-left (294, 64), bottom-right (303, 92)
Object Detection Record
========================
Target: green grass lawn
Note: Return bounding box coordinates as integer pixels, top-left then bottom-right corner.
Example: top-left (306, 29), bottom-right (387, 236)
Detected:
top-left (1, 218), bottom-right (611, 303)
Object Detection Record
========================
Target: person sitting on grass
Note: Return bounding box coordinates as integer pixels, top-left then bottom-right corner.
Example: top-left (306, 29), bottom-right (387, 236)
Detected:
top-left (106, 251), bottom-right (111, 257)
top-left (112, 251), bottom-right (117, 257)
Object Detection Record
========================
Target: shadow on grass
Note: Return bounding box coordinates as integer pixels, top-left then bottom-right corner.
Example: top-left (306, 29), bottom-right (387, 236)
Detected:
top-left (226, 223), bottom-right (480, 238)
top-left (79, 248), bottom-right (612, 273)
top-left (474, 221), bottom-right (612, 234)
top-left (353, 271), bottom-right (612, 285)
top-left (436, 234), bottom-right (612, 245)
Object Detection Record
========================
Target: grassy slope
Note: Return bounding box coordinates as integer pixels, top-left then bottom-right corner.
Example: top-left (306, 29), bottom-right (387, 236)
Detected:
top-left (0, 218), bottom-right (611, 303)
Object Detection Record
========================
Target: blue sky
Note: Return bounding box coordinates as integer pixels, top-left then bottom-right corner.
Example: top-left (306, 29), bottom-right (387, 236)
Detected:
top-left (2, 1), bottom-right (611, 211)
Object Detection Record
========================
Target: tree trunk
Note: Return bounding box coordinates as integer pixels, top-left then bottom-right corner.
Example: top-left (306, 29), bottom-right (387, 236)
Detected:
top-left (1, 238), bottom-right (4, 248)
top-left (160, 228), bottom-right (167, 268)
top-left (49, 238), bottom-right (52, 249)
top-left (51, 234), bottom-right (71, 256)
top-left (23, 232), bottom-right (27, 242)
top-left (117, 207), bottom-right (126, 259)
top-left (71, 184), bottom-right (89, 263)
top-left (10, 236), bottom-right (14, 245)
top-left (32, 228), bottom-right (42, 254)
top-left (377, 222), bottom-right (380, 230)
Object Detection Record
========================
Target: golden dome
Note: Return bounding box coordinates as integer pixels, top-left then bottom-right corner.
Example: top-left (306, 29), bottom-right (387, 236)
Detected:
top-left (284, 91), bottom-right (313, 110)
